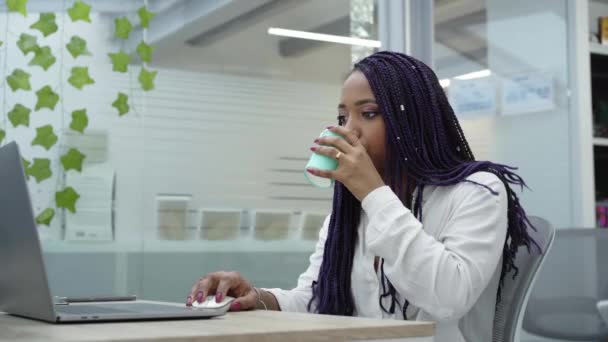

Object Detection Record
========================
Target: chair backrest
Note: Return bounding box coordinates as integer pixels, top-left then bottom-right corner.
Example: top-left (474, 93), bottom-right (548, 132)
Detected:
top-left (522, 228), bottom-right (608, 340)
top-left (598, 300), bottom-right (608, 327)
top-left (492, 216), bottom-right (555, 342)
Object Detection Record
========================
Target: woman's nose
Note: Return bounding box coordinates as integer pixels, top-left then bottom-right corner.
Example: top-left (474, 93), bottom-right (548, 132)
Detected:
top-left (344, 122), bottom-right (362, 141)
top-left (344, 120), bottom-right (360, 136)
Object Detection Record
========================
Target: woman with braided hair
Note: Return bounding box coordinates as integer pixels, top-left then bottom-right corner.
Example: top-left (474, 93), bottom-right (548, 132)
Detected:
top-left (187, 51), bottom-right (538, 342)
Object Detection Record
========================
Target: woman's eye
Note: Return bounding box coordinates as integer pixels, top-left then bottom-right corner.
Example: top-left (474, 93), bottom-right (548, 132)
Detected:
top-left (362, 111), bottom-right (378, 119)
top-left (337, 114), bottom-right (347, 126)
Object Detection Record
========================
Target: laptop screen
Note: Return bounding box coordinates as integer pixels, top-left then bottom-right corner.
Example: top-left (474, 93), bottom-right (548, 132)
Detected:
top-left (0, 142), bottom-right (57, 322)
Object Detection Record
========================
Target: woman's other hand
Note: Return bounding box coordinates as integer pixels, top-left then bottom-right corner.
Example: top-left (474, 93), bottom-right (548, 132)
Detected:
top-left (187, 271), bottom-right (256, 311)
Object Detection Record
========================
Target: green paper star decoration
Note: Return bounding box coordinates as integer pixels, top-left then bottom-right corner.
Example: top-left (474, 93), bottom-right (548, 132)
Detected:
top-left (114, 17), bottom-right (132, 39)
top-left (108, 51), bottom-right (131, 73)
top-left (68, 66), bottom-right (95, 90)
top-left (29, 46), bottom-right (56, 71)
top-left (0, 129), bottom-right (5, 144)
top-left (137, 6), bottom-right (156, 28)
top-left (31, 125), bottom-right (58, 150)
top-left (68, 0), bottom-right (91, 23)
top-left (136, 41), bottom-right (155, 63)
top-left (7, 0), bottom-right (27, 17)
top-left (17, 33), bottom-right (38, 55)
top-left (6, 68), bottom-right (31, 92)
top-left (26, 158), bottom-right (52, 183)
top-left (61, 148), bottom-right (86, 172)
top-left (30, 13), bottom-right (58, 37)
top-left (8, 104), bottom-right (31, 128)
top-left (138, 67), bottom-right (157, 91)
top-left (36, 208), bottom-right (55, 226)
top-left (35, 86), bottom-right (59, 111)
top-left (70, 109), bottom-right (88, 133)
top-left (66, 36), bottom-right (91, 58)
top-left (56, 187), bottom-right (80, 213)
top-left (112, 92), bottom-right (129, 116)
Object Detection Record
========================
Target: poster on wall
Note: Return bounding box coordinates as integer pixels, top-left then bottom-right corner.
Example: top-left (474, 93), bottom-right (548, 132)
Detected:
top-left (64, 164), bottom-right (115, 241)
top-left (448, 78), bottom-right (497, 118)
top-left (500, 71), bottom-right (555, 116)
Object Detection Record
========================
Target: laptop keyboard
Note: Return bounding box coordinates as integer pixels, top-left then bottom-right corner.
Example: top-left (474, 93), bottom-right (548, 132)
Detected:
top-left (56, 303), bottom-right (192, 315)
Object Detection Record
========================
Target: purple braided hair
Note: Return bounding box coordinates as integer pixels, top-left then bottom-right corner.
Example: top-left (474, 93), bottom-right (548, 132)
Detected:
top-left (308, 51), bottom-right (539, 318)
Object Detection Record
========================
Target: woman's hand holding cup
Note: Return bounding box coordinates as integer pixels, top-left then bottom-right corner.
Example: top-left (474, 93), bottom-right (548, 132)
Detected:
top-left (306, 126), bottom-right (385, 201)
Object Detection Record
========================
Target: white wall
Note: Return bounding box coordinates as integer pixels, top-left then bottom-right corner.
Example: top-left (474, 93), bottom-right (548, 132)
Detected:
top-left (135, 68), bottom-right (339, 240)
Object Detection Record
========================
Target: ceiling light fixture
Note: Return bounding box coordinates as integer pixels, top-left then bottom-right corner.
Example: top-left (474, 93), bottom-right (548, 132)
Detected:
top-left (439, 69), bottom-right (492, 88)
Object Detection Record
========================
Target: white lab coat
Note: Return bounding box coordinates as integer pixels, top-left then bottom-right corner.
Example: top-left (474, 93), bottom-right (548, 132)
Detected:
top-left (266, 171), bottom-right (508, 342)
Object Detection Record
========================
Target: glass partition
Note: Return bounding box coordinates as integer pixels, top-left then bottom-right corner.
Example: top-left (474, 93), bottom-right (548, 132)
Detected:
top-left (434, 0), bottom-right (573, 228)
top-left (0, 0), bottom-right (378, 302)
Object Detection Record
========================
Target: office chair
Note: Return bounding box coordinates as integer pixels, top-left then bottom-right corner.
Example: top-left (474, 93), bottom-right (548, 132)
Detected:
top-left (599, 300), bottom-right (608, 327)
top-left (523, 228), bottom-right (608, 341)
top-left (493, 216), bottom-right (556, 342)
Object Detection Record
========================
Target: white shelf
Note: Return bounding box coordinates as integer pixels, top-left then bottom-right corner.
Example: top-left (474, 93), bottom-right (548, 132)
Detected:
top-left (590, 42), bottom-right (608, 56)
top-left (594, 137), bottom-right (608, 147)
top-left (41, 239), bottom-right (317, 254)
top-left (42, 240), bottom-right (132, 253)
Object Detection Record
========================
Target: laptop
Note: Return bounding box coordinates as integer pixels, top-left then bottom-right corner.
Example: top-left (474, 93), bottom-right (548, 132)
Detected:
top-left (0, 141), bottom-right (230, 323)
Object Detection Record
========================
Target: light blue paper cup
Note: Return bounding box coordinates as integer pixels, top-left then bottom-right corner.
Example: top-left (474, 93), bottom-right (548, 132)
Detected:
top-left (305, 129), bottom-right (343, 188)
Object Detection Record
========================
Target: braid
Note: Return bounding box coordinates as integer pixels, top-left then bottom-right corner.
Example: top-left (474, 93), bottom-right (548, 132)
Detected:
top-left (308, 182), bottom-right (360, 315)
top-left (308, 51), bottom-right (539, 318)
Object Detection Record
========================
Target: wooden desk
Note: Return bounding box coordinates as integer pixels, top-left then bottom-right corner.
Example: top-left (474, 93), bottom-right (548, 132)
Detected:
top-left (0, 310), bottom-right (434, 342)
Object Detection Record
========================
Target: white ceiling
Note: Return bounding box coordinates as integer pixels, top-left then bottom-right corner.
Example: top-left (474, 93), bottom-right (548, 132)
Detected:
top-left (147, 0), bottom-right (356, 84)
top-left (1, 0), bottom-right (491, 83)
top-left (143, 0), bottom-right (490, 83)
